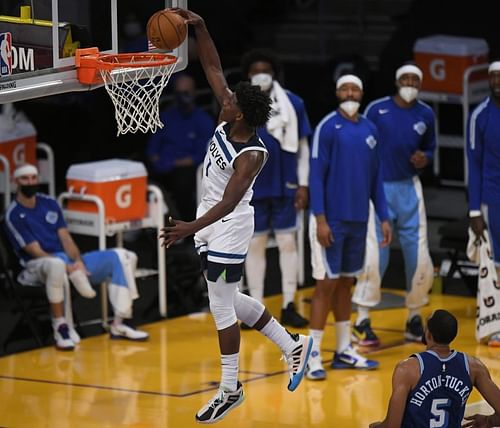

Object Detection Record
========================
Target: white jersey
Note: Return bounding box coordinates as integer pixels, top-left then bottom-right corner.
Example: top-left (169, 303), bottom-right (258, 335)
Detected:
top-left (200, 122), bottom-right (268, 208)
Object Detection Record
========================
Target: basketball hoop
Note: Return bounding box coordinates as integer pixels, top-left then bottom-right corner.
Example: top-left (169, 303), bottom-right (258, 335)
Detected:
top-left (76, 48), bottom-right (177, 135)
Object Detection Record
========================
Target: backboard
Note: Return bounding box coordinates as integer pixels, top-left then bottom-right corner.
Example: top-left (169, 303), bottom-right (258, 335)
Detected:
top-left (0, 0), bottom-right (188, 103)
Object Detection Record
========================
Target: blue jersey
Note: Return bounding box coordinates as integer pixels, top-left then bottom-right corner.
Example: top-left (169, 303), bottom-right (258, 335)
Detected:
top-left (310, 110), bottom-right (388, 222)
top-left (252, 90), bottom-right (312, 199)
top-left (402, 350), bottom-right (472, 428)
top-left (4, 194), bottom-right (67, 265)
top-left (146, 105), bottom-right (215, 175)
top-left (467, 97), bottom-right (500, 210)
top-left (365, 97), bottom-right (436, 182)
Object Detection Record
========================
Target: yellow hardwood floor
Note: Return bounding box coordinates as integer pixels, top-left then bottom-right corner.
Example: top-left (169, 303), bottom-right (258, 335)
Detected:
top-left (0, 289), bottom-right (499, 427)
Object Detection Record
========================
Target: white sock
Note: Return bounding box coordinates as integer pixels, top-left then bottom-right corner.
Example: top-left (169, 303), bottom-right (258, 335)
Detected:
top-left (408, 308), bottom-right (420, 320)
top-left (52, 317), bottom-right (66, 329)
top-left (309, 329), bottom-right (324, 354)
top-left (245, 235), bottom-right (268, 302)
top-left (114, 316), bottom-right (124, 326)
top-left (260, 317), bottom-right (296, 355)
top-left (275, 232), bottom-right (298, 308)
top-left (220, 353), bottom-right (239, 392)
top-left (336, 321), bottom-right (351, 353)
top-left (356, 305), bottom-right (370, 325)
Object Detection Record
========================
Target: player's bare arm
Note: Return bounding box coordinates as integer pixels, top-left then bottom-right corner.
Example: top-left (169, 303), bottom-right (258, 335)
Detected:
top-left (23, 241), bottom-right (52, 259)
top-left (468, 356), bottom-right (500, 416)
top-left (370, 357), bottom-right (420, 428)
top-left (172, 8), bottom-right (232, 107)
top-left (160, 150), bottom-right (264, 248)
top-left (315, 215), bottom-right (334, 248)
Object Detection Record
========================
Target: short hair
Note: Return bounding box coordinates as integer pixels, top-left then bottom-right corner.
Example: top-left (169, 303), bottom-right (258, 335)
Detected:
top-left (241, 48), bottom-right (281, 78)
top-left (427, 310), bottom-right (458, 345)
top-left (234, 81), bottom-right (271, 128)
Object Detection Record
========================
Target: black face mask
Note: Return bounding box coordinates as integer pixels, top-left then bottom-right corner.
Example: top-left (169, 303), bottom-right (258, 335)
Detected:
top-left (19, 184), bottom-right (38, 198)
top-left (175, 91), bottom-right (195, 108)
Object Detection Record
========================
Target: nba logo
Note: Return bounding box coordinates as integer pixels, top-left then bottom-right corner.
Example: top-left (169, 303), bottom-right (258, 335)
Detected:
top-left (0, 32), bottom-right (13, 76)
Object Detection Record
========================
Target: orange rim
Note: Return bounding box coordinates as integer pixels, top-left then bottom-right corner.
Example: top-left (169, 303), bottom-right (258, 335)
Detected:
top-left (95, 53), bottom-right (177, 71)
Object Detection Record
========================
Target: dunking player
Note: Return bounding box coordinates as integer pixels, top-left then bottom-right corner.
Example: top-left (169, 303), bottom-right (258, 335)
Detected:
top-left (370, 310), bottom-right (500, 427)
top-left (160, 8), bottom-right (312, 424)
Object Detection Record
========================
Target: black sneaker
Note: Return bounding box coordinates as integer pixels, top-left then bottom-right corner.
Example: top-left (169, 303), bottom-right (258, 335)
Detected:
top-left (405, 315), bottom-right (424, 342)
top-left (351, 319), bottom-right (380, 347)
top-left (280, 302), bottom-right (309, 328)
top-left (195, 381), bottom-right (244, 424)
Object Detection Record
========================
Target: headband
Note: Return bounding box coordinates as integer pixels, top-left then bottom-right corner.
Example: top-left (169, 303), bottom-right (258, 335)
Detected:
top-left (336, 74), bottom-right (363, 90)
top-left (396, 64), bottom-right (423, 81)
top-left (13, 164), bottom-right (38, 178)
top-left (488, 61), bottom-right (500, 73)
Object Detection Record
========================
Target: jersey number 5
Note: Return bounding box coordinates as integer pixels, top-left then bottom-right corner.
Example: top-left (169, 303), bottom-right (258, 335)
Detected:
top-left (430, 398), bottom-right (451, 428)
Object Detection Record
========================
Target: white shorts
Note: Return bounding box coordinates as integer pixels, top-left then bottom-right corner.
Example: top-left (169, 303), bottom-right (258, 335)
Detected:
top-left (309, 215), bottom-right (326, 280)
top-left (195, 203), bottom-right (255, 265)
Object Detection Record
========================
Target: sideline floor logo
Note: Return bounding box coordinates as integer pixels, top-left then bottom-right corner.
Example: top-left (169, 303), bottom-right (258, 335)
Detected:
top-left (0, 32), bottom-right (13, 76)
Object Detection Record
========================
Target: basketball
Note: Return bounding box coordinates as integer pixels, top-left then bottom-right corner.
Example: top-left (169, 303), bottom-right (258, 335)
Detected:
top-left (147, 10), bottom-right (187, 51)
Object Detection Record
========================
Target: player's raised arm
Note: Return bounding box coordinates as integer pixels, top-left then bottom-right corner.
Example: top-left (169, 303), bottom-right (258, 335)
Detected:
top-left (171, 8), bottom-right (231, 106)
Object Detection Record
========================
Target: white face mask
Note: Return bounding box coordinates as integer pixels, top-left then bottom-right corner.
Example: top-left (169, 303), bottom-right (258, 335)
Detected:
top-left (399, 86), bottom-right (419, 103)
top-left (251, 73), bottom-right (273, 91)
top-left (339, 100), bottom-right (360, 117)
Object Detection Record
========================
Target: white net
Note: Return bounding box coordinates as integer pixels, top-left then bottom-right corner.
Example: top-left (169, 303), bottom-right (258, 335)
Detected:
top-left (99, 57), bottom-right (177, 136)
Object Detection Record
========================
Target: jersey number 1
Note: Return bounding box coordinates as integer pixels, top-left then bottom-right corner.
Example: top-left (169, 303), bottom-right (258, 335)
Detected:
top-left (430, 398), bottom-right (451, 428)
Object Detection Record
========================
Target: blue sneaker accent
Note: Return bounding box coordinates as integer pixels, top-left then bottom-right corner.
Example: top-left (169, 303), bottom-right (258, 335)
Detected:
top-left (331, 346), bottom-right (379, 370)
top-left (286, 334), bottom-right (313, 391)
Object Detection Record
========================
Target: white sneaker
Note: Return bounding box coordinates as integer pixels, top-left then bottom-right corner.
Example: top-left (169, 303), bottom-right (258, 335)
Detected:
top-left (195, 381), bottom-right (244, 424)
top-left (284, 333), bottom-right (313, 391)
top-left (306, 350), bottom-right (326, 380)
top-left (110, 323), bottom-right (149, 341)
top-left (69, 327), bottom-right (81, 344)
top-left (331, 345), bottom-right (379, 370)
top-left (69, 270), bottom-right (96, 299)
top-left (54, 323), bottom-right (75, 351)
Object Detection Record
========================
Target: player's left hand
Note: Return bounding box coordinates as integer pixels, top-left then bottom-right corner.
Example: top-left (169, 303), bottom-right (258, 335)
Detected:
top-left (410, 150), bottom-right (428, 169)
top-left (295, 186), bottom-right (309, 210)
top-left (159, 217), bottom-right (195, 248)
top-left (380, 220), bottom-right (392, 248)
top-left (462, 414), bottom-right (491, 428)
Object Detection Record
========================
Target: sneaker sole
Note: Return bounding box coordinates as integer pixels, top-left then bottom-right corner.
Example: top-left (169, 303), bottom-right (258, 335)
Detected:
top-left (331, 360), bottom-right (379, 370)
top-left (287, 336), bottom-right (313, 392)
top-left (195, 394), bottom-right (245, 424)
top-left (110, 334), bottom-right (149, 342)
top-left (306, 370), bottom-right (326, 381)
top-left (404, 333), bottom-right (423, 342)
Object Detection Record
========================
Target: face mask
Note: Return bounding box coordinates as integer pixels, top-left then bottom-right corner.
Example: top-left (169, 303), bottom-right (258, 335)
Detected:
top-left (175, 91), bottom-right (195, 107)
top-left (251, 73), bottom-right (273, 91)
top-left (19, 184), bottom-right (38, 198)
top-left (339, 100), bottom-right (360, 117)
top-left (124, 21), bottom-right (142, 38)
top-left (399, 86), bottom-right (418, 103)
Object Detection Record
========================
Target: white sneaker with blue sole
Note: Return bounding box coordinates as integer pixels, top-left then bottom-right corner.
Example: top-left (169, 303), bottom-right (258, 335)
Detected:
top-left (284, 333), bottom-right (313, 391)
top-left (331, 345), bottom-right (379, 370)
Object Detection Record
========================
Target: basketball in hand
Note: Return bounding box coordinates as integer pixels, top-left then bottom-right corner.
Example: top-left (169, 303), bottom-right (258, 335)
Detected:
top-left (147, 10), bottom-right (187, 51)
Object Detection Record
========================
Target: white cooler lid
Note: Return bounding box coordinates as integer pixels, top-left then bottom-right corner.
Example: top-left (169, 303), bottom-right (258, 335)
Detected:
top-left (414, 35), bottom-right (489, 56)
top-left (66, 159), bottom-right (147, 182)
top-left (0, 119), bottom-right (36, 143)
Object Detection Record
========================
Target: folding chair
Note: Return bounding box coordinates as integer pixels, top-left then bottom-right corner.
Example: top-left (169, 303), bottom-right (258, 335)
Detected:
top-left (0, 217), bottom-right (76, 352)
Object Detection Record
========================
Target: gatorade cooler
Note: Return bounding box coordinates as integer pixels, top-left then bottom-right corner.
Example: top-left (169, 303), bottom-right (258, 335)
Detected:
top-left (414, 35), bottom-right (489, 94)
top-left (66, 159), bottom-right (147, 222)
top-left (0, 118), bottom-right (37, 174)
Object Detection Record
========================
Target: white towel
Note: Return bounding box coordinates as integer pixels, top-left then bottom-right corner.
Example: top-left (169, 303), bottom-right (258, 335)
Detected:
top-left (466, 228), bottom-right (500, 342)
top-left (266, 81), bottom-right (299, 153)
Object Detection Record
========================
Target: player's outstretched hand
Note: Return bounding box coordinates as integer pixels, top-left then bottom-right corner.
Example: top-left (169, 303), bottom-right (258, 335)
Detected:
top-left (462, 414), bottom-right (491, 428)
top-left (170, 8), bottom-right (204, 26)
top-left (159, 217), bottom-right (195, 248)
